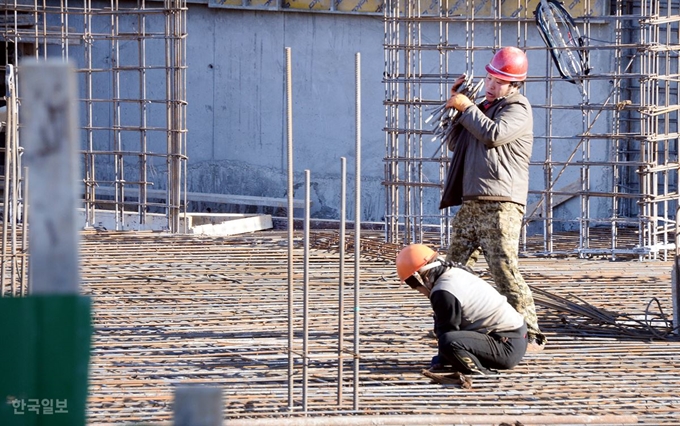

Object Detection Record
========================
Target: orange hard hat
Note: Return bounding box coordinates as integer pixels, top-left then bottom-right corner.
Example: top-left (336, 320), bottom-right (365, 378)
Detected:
top-left (395, 244), bottom-right (438, 282)
top-left (485, 47), bottom-right (529, 82)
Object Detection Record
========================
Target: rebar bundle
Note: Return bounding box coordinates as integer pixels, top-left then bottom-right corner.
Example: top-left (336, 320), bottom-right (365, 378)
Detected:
top-left (425, 74), bottom-right (484, 145)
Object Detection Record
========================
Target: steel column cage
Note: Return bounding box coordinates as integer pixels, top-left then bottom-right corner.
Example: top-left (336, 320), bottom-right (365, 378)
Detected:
top-left (383, 0), bottom-right (680, 260)
top-left (0, 0), bottom-right (187, 295)
top-left (0, 0), bottom-right (187, 231)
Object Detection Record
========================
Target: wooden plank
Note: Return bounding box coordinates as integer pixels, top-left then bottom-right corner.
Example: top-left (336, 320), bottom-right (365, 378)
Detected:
top-left (188, 214), bottom-right (273, 236)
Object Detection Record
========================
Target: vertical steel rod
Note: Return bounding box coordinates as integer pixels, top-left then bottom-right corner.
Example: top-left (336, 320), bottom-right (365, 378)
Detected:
top-left (353, 52), bottom-right (361, 411)
top-left (285, 46), bottom-right (295, 411)
top-left (1, 65), bottom-right (13, 296)
top-left (674, 206), bottom-right (679, 335)
top-left (338, 157), bottom-right (346, 406)
top-left (303, 169), bottom-right (311, 413)
top-left (20, 168), bottom-right (28, 295)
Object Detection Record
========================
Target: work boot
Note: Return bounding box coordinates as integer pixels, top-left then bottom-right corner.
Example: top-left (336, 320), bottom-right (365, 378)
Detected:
top-left (430, 355), bottom-right (454, 371)
top-left (526, 334), bottom-right (547, 352)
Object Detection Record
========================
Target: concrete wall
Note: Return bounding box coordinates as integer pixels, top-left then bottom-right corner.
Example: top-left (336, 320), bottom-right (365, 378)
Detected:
top-left (185, 5), bottom-right (387, 221)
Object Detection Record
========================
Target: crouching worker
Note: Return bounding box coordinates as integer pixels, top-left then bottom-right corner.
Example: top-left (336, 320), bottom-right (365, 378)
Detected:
top-left (396, 243), bottom-right (528, 375)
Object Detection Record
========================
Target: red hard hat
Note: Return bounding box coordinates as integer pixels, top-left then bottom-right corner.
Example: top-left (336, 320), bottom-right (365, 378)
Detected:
top-left (395, 244), bottom-right (438, 282)
top-left (485, 47), bottom-right (528, 82)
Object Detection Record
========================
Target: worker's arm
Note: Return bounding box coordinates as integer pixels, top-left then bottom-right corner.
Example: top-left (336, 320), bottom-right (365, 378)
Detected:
top-left (430, 289), bottom-right (462, 338)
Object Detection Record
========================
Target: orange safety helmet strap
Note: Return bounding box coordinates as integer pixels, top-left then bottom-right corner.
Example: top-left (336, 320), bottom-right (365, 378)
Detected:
top-left (485, 46), bottom-right (529, 82)
top-left (395, 244), bottom-right (438, 282)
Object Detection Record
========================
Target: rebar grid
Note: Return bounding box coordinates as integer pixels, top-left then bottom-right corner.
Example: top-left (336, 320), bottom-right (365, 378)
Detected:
top-left (80, 230), bottom-right (680, 425)
top-left (383, 0), bottom-right (680, 260)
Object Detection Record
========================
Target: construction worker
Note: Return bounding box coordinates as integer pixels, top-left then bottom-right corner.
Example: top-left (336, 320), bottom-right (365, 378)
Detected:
top-left (439, 46), bottom-right (547, 351)
top-left (396, 243), bottom-right (528, 375)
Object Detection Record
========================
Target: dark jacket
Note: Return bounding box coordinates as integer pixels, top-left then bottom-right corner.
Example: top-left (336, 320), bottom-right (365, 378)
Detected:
top-left (439, 91), bottom-right (533, 209)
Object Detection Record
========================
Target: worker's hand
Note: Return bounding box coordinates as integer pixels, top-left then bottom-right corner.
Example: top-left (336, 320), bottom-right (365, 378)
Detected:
top-left (446, 92), bottom-right (473, 112)
top-left (451, 74), bottom-right (466, 95)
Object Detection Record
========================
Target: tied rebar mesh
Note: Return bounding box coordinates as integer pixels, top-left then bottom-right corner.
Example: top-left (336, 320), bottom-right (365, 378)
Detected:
top-left (383, 0), bottom-right (680, 261)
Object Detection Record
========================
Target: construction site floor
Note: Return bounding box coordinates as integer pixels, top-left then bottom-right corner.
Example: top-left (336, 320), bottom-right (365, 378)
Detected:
top-left (81, 229), bottom-right (680, 425)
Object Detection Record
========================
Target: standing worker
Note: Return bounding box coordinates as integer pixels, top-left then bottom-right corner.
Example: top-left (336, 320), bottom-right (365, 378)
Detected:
top-left (396, 244), bottom-right (528, 375)
top-left (439, 46), bottom-right (547, 350)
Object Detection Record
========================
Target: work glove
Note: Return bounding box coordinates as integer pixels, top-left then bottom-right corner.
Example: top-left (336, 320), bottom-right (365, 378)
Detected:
top-left (446, 92), bottom-right (473, 112)
top-left (451, 74), bottom-right (466, 93)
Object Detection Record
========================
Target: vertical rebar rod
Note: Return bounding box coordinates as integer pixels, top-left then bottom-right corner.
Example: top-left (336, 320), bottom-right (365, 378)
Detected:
top-left (20, 168), bottom-right (28, 295)
top-left (1, 65), bottom-right (13, 296)
top-left (285, 46), bottom-right (295, 411)
top-left (112, 0), bottom-right (123, 230)
top-left (674, 205), bottom-right (679, 334)
top-left (0, 64), bottom-right (17, 297)
top-left (303, 169), bottom-right (310, 413)
top-left (2, 64), bottom-right (19, 296)
top-left (353, 52), bottom-right (361, 411)
top-left (338, 157), bottom-right (346, 406)
top-left (138, 6), bottom-right (148, 225)
top-left (9, 70), bottom-right (17, 296)
top-left (83, 0), bottom-right (95, 229)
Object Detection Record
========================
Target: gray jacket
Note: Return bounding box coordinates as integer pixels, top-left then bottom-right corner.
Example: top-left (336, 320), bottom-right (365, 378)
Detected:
top-left (439, 91), bottom-right (533, 209)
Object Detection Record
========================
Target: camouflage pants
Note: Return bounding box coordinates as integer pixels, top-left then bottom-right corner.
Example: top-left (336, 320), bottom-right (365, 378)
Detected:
top-left (446, 200), bottom-right (545, 344)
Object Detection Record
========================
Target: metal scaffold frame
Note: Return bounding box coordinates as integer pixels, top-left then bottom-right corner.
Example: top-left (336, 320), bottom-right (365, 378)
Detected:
top-left (0, 0), bottom-right (187, 295)
top-left (383, 0), bottom-right (680, 261)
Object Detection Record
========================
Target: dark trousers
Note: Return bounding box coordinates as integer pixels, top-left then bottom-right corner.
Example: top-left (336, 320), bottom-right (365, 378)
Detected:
top-left (438, 323), bottom-right (527, 374)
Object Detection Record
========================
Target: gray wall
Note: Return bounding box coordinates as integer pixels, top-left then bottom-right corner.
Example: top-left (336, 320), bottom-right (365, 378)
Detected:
top-left (185, 5), bottom-right (387, 221)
